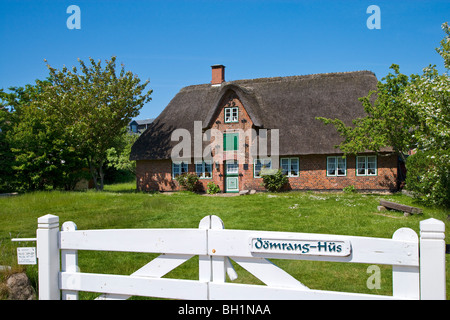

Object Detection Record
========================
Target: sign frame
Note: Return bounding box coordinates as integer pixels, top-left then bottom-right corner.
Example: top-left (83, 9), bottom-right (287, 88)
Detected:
top-left (17, 247), bottom-right (37, 265)
top-left (250, 237), bottom-right (352, 257)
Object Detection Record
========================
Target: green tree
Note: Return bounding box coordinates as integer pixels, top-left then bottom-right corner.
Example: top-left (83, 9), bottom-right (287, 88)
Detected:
top-left (403, 22), bottom-right (450, 207)
top-left (0, 100), bottom-right (16, 192)
top-left (2, 82), bottom-right (88, 191)
top-left (317, 22), bottom-right (450, 207)
top-left (106, 130), bottom-right (139, 176)
top-left (317, 64), bottom-right (415, 163)
top-left (0, 84), bottom-right (44, 191)
top-left (43, 57), bottom-right (152, 190)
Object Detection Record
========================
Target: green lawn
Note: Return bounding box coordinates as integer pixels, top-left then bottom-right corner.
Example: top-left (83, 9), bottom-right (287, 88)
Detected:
top-left (1, 183), bottom-right (449, 299)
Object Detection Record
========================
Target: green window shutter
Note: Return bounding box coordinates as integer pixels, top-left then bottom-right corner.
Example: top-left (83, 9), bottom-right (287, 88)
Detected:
top-left (224, 133), bottom-right (239, 151)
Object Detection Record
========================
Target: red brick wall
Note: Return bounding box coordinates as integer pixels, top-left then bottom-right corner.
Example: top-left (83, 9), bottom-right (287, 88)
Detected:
top-left (136, 153), bottom-right (398, 192)
top-left (136, 159), bottom-right (176, 191)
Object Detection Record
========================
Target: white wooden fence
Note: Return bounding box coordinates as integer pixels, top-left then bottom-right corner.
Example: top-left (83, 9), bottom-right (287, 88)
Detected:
top-left (36, 214), bottom-right (446, 300)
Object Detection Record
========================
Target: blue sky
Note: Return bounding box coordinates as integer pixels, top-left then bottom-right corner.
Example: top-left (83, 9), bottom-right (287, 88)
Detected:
top-left (1, 0), bottom-right (449, 120)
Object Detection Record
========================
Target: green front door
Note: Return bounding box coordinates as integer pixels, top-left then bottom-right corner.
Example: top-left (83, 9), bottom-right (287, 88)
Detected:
top-left (225, 160), bottom-right (239, 193)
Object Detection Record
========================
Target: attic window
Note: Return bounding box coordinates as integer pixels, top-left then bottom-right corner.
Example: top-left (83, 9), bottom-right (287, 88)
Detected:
top-left (224, 107), bottom-right (238, 123)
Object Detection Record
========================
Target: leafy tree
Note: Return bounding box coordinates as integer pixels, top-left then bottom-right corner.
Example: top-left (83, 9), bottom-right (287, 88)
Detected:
top-left (106, 130), bottom-right (140, 176)
top-left (405, 150), bottom-right (449, 207)
top-left (317, 22), bottom-right (450, 207)
top-left (317, 64), bottom-right (415, 163)
top-left (0, 100), bottom-right (16, 192)
top-left (42, 57), bottom-right (152, 190)
top-left (403, 22), bottom-right (450, 207)
top-left (0, 84), bottom-right (46, 191)
top-left (2, 82), bottom-right (88, 191)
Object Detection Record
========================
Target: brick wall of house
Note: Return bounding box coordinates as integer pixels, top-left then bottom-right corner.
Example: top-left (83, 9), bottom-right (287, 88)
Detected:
top-left (136, 153), bottom-right (398, 192)
top-left (241, 153), bottom-right (398, 192)
top-left (136, 159), bottom-right (175, 191)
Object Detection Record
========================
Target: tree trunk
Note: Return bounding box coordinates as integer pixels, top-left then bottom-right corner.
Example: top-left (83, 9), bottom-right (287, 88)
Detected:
top-left (88, 157), bottom-right (99, 191)
top-left (98, 161), bottom-right (104, 191)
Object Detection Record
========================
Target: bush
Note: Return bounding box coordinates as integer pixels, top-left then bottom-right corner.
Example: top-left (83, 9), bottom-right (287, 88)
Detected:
top-left (175, 173), bottom-right (201, 192)
top-left (261, 169), bottom-right (288, 192)
top-left (405, 150), bottom-right (450, 208)
top-left (206, 182), bottom-right (221, 194)
top-left (343, 185), bottom-right (357, 193)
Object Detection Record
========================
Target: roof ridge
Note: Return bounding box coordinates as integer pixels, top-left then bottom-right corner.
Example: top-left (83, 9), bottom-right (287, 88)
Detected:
top-left (230, 70), bottom-right (375, 84)
top-left (181, 70), bottom-right (375, 91)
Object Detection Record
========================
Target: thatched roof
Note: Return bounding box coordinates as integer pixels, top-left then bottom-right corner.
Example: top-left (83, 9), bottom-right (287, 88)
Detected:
top-left (130, 70), bottom-right (378, 160)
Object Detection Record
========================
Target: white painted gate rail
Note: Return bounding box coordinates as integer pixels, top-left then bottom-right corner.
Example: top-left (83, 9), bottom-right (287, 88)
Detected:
top-left (36, 214), bottom-right (446, 300)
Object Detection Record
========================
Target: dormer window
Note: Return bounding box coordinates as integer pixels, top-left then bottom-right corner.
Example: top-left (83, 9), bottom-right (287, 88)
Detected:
top-left (224, 107), bottom-right (238, 123)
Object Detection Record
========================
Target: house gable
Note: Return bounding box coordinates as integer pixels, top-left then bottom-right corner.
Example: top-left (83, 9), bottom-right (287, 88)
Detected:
top-left (203, 84), bottom-right (263, 130)
top-left (209, 90), bottom-right (256, 164)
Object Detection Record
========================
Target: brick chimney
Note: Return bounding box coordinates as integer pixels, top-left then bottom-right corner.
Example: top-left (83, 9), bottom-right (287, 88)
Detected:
top-left (211, 65), bottom-right (225, 85)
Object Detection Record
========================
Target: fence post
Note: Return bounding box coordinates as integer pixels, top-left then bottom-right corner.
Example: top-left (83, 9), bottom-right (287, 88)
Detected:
top-left (210, 215), bottom-right (226, 283)
top-left (392, 227), bottom-right (420, 299)
top-left (61, 221), bottom-right (78, 300)
top-left (419, 218), bottom-right (446, 300)
top-left (199, 215), bottom-right (212, 286)
top-left (37, 214), bottom-right (60, 300)
top-left (198, 215), bottom-right (231, 292)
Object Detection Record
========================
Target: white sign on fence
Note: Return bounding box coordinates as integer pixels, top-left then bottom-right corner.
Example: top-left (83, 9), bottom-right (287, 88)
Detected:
top-left (17, 247), bottom-right (36, 265)
top-left (250, 238), bottom-right (351, 257)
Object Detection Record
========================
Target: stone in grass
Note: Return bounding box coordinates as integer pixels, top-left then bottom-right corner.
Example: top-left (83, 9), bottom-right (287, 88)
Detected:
top-left (6, 272), bottom-right (36, 300)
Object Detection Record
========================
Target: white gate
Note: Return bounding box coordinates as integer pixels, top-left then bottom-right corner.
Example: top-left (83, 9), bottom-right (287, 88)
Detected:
top-left (36, 214), bottom-right (446, 300)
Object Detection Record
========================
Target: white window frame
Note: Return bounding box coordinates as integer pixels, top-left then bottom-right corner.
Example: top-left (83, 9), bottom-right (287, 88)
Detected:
top-left (172, 161), bottom-right (188, 179)
top-left (195, 160), bottom-right (213, 179)
top-left (356, 155), bottom-right (377, 176)
top-left (326, 156), bottom-right (347, 177)
top-left (281, 157), bottom-right (299, 177)
top-left (254, 158), bottom-right (272, 178)
top-left (226, 160), bottom-right (239, 175)
top-left (224, 107), bottom-right (239, 123)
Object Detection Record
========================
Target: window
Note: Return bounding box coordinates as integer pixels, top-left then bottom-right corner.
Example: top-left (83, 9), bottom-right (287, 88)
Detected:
top-left (281, 158), bottom-right (299, 177)
top-left (195, 161), bottom-right (212, 179)
top-left (327, 156), bottom-right (346, 176)
top-left (356, 155), bottom-right (377, 176)
top-left (172, 161), bottom-right (188, 178)
top-left (224, 107), bottom-right (239, 123)
top-left (226, 161), bottom-right (239, 174)
top-left (223, 133), bottom-right (239, 151)
top-left (254, 159), bottom-right (272, 178)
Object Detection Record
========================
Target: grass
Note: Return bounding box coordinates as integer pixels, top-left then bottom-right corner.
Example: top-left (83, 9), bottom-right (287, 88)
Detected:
top-left (0, 182), bottom-right (449, 299)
